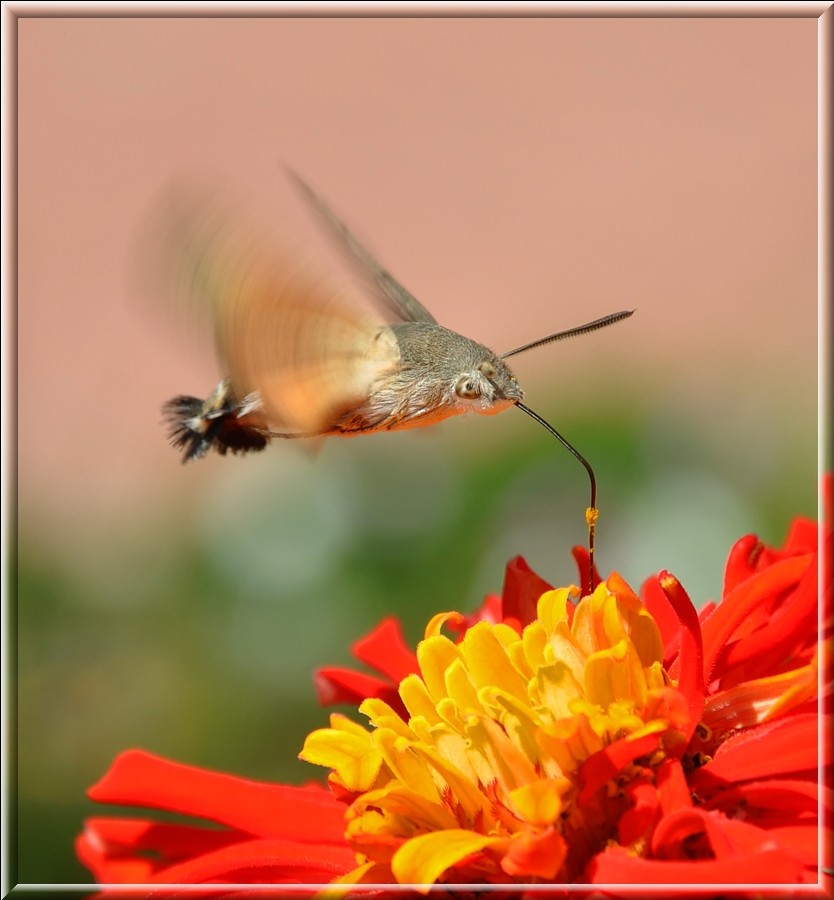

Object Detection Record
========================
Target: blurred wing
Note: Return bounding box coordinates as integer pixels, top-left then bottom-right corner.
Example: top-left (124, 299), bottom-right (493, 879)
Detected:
top-left (285, 168), bottom-right (438, 325)
top-left (152, 187), bottom-right (401, 435)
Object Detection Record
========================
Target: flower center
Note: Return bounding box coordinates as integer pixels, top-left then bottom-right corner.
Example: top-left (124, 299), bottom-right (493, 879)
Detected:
top-left (301, 576), bottom-right (696, 885)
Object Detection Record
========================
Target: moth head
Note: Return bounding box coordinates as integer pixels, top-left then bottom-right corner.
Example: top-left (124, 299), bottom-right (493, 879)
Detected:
top-left (454, 356), bottom-right (523, 414)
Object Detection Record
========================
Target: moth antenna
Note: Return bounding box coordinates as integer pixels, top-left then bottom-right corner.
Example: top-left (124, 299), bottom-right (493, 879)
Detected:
top-left (283, 165), bottom-right (438, 325)
top-left (514, 401), bottom-right (599, 591)
top-left (501, 309), bottom-right (634, 359)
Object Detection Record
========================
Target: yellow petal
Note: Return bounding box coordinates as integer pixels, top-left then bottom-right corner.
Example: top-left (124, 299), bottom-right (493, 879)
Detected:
top-left (416, 635), bottom-right (461, 704)
top-left (599, 592), bottom-right (629, 648)
top-left (492, 621), bottom-right (524, 648)
top-left (349, 783), bottom-right (458, 833)
top-left (536, 727), bottom-right (582, 775)
top-left (424, 610), bottom-right (464, 638)
top-left (373, 728), bottom-right (441, 801)
top-left (624, 607), bottom-right (665, 669)
top-left (359, 698), bottom-right (414, 738)
top-left (480, 687), bottom-right (543, 769)
top-left (538, 710), bottom-right (603, 770)
top-left (464, 714), bottom-right (538, 792)
top-left (537, 588), bottom-right (576, 632)
top-left (460, 622), bottom-right (528, 702)
top-left (444, 658), bottom-right (483, 713)
top-left (606, 572), bottom-right (642, 612)
top-left (428, 726), bottom-right (480, 784)
top-left (409, 740), bottom-right (494, 825)
top-left (534, 661), bottom-right (584, 719)
top-left (764, 662), bottom-right (818, 721)
top-left (644, 660), bottom-right (667, 691)
top-left (391, 829), bottom-right (504, 888)
top-left (507, 638), bottom-right (534, 681)
top-left (434, 696), bottom-right (466, 731)
top-left (703, 658), bottom-right (819, 735)
top-left (407, 714), bottom-right (435, 746)
top-left (545, 621), bottom-right (587, 682)
top-left (509, 777), bottom-right (567, 826)
top-left (521, 620), bottom-right (548, 670)
top-left (329, 711), bottom-right (373, 737)
top-left (570, 592), bottom-right (598, 654)
top-left (328, 862), bottom-right (379, 884)
top-left (584, 640), bottom-right (647, 709)
top-left (299, 726), bottom-right (382, 792)
top-left (399, 674), bottom-right (443, 724)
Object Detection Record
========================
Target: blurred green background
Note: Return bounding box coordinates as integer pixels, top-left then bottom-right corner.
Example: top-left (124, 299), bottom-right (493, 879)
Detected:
top-left (12, 14), bottom-right (819, 887)
top-left (15, 388), bottom-right (817, 884)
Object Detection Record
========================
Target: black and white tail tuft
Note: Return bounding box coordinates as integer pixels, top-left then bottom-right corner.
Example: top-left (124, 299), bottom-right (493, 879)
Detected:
top-left (162, 383), bottom-right (269, 463)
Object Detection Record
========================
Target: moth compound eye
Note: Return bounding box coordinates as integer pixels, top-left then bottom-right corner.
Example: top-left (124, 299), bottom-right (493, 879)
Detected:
top-left (455, 376), bottom-right (480, 400)
top-left (479, 361), bottom-right (496, 378)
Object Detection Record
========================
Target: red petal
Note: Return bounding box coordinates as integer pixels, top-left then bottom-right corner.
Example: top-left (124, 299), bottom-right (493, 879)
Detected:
top-left (445, 593), bottom-right (505, 636)
top-left (76, 818), bottom-right (252, 885)
top-left (95, 889), bottom-right (325, 899)
top-left (651, 806), bottom-right (785, 861)
top-left (656, 757), bottom-right (692, 815)
top-left (701, 778), bottom-right (819, 823)
top-left (641, 577), bottom-right (682, 668)
top-left (519, 892), bottom-right (572, 900)
top-left (500, 827), bottom-right (567, 879)
top-left (469, 592), bottom-right (504, 626)
top-left (648, 806), bottom-right (820, 878)
top-left (351, 617), bottom-right (418, 683)
top-left (722, 535), bottom-right (763, 596)
top-left (689, 713), bottom-right (819, 791)
top-left (314, 667), bottom-right (403, 714)
top-left (588, 844), bottom-right (805, 885)
top-left (75, 832), bottom-right (157, 883)
top-left (140, 837), bottom-right (355, 888)
top-left (695, 604), bottom-right (717, 652)
top-left (764, 825), bottom-right (821, 867)
top-left (578, 732), bottom-right (661, 805)
top-left (87, 750), bottom-right (346, 842)
top-left (781, 517), bottom-right (819, 556)
top-left (82, 816), bottom-right (246, 857)
top-left (712, 559), bottom-right (818, 686)
top-left (617, 782), bottom-right (661, 847)
top-left (649, 807), bottom-right (721, 859)
top-left (502, 556), bottom-right (553, 627)
top-left (571, 546), bottom-right (599, 599)
top-left (700, 555), bottom-right (812, 682)
top-left (655, 573), bottom-right (705, 741)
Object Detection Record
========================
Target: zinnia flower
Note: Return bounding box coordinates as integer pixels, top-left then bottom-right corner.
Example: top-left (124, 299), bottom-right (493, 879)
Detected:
top-left (77, 490), bottom-right (830, 895)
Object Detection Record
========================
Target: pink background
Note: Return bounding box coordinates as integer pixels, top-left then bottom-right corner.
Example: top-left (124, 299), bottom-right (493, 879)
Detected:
top-left (17, 15), bottom-right (818, 522)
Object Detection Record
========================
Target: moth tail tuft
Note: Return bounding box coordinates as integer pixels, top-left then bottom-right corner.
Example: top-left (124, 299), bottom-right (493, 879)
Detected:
top-left (162, 387), bottom-right (269, 463)
top-left (162, 395), bottom-right (209, 462)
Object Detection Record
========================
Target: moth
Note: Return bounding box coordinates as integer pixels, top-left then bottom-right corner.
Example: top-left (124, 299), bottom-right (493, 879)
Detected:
top-left (160, 171), bottom-right (633, 577)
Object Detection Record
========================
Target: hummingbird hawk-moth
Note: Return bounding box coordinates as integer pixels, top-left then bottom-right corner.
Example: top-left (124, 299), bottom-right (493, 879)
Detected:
top-left (159, 170), bottom-right (633, 578)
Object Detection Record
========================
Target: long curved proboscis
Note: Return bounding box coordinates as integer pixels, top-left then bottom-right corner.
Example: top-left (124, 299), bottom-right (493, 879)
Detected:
top-left (514, 400), bottom-right (600, 590)
top-left (501, 309), bottom-right (634, 360)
